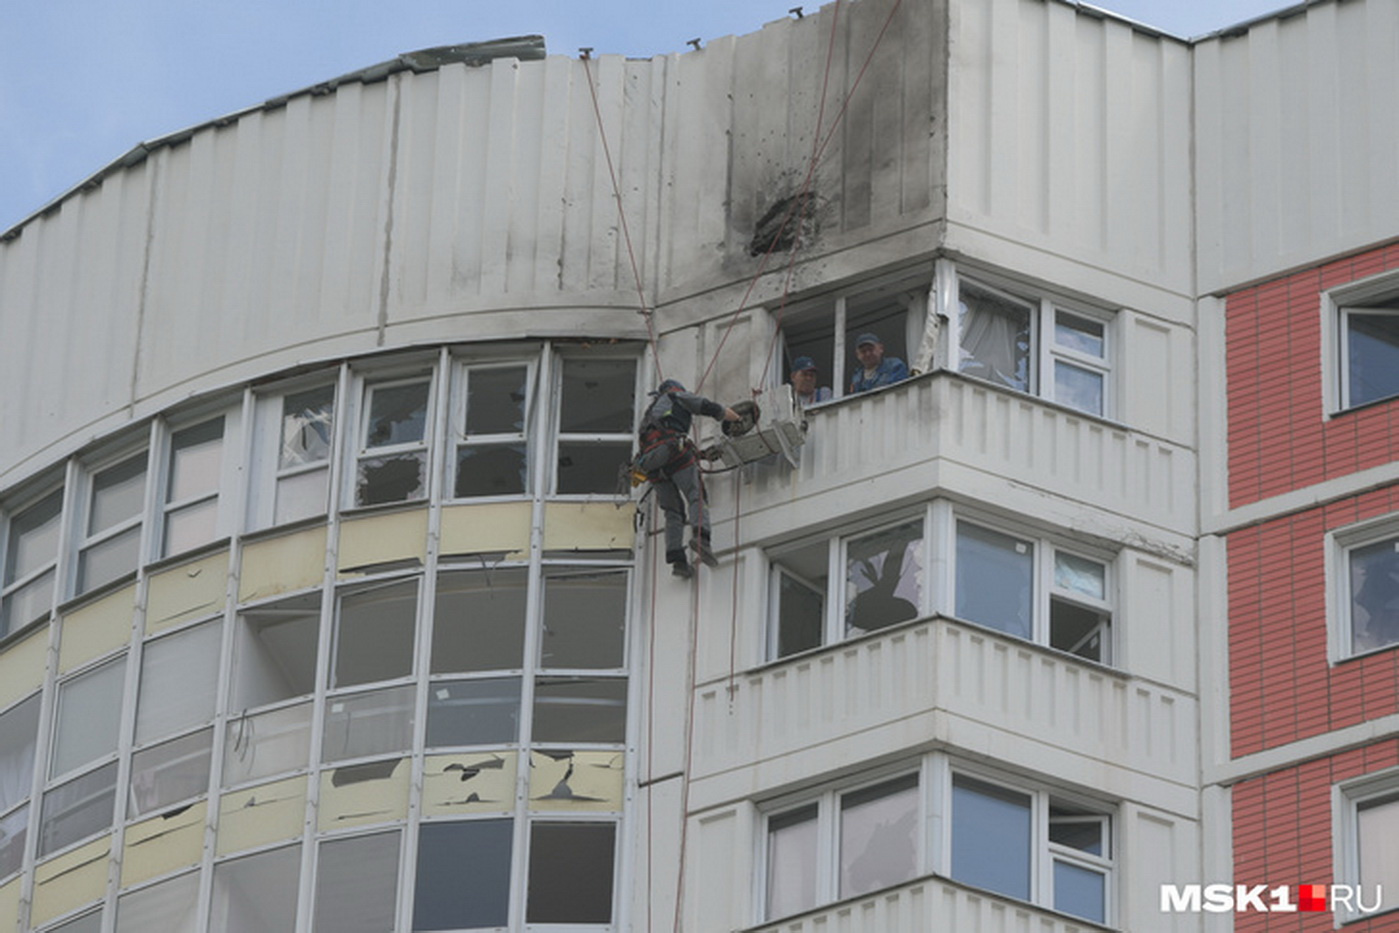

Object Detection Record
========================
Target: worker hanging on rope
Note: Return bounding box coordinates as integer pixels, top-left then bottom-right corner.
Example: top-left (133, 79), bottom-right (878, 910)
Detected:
top-left (636, 379), bottom-right (741, 579)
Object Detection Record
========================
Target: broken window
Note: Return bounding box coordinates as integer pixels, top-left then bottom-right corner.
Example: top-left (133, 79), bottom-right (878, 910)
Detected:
top-left (555, 357), bottom-right (637, 495)
top-left (839, 774), bottom-right (919, 899)
top-left (274, 384), bottom-right (336, 524)
top-left (77, 452), bottom-right (147, 594)
top-left (0, 693), bottom-right (40, 814)
top-left (526, 822), bottom-right (616, 923)
top-left (1340, 292), bottom-right (1399, 409)
top-left (413, 819), bottom-right (513, 930)
top-left (222, 701), bottom-right (313, 786)
top-left (114, 869), bottom-right (199, 932)
top-left (1, 486), bottom-right (63, 636)
top-left (230, 593), bottom-right (320, 711)
top-left (531, 677), bottom-right (627, 744)
top-left (38, 761), bottom-right (117, 856)
top-left (431, 568), bottom-right (528, 674)
top-left (162, 417), bottom-right (225, 556)
top-left (322, 685), bottom-right (415, 763)
top-left (332, 579), bottom-right (418, 688)
top-left (426, 677), bottom-right (521, 748)
top-left (0, 803), bottom-right (26, 879)
top-left (452, 363), bottom-right (531, 498)
top-left (1049, 551), bottom-right (1111, 662)
top-left (313, 830), bottom-right (401, 933)
top-left (209, 844), bottom-right (302, 933)
top-left (844, 520), bottom-right (923, 638)
top-left (135, 621), bottom-right (221, 745)
top-left (765, 804), bottom-right (818, 920)
top-left (128, 728), bottom-right (213, 819)
top-left (1345, 532), bottom-right (1399, 656)
top-left (957, 280), bottom-right (1032, 393)
top-left (356, 378), bottom-right (432, 506)
top-left (769, 539), bottom-right (828, 660)
top-left (50, 657), bottom-right (126, 779)
top-left (539, 569), bottom-right (627, 669)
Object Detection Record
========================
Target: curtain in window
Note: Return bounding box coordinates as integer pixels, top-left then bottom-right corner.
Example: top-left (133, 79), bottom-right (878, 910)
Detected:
top-left (959, 286), bottom-right (1030, 391)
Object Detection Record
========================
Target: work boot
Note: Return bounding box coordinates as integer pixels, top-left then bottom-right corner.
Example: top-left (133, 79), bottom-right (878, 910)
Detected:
top-left (690, 537), bottom-right (719, 568)
top-left (671, 560), bottom-right (693, 579)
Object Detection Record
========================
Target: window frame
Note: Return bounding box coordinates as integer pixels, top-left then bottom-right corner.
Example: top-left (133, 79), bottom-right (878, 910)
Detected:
top-left (1324, 269), bottom-right (1399, 415)
top-left (0, 482), bottom-right (67, 638)
top-left (1327, 513), bottom-right (1399, 663)
top-left (348, 367), bottom-right (440, 509)
top-left (73, 445), bottom-right (152, 597)
top-left (157, 407), bottom-right (239, 559)
top-left (1335, 769), bottom-right (1399, 922)
top-left (247, 373), bottom-right (343, 531)
top-left (447, 357), bottom-right (537, 501)
top-left (550, 352), bottom-right (641, 498)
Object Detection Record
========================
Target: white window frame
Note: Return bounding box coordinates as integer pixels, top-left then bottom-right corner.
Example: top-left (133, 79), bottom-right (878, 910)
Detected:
top-left (73, 445), bottom-right (152, 597)
top-left (550, 352), bottom-right (640, 497)
top-left (1326, 513), bottom-right (1399, 663)
top-left (247, 372), bottom-right (343, 531)
top-left (1334, 768), bottom-right (1399, 922)
top-left (941, 263), bottom-right (1116, 419)
top-left (447, 358), bottom-right (536, 501)
top-left (157, 405), bottom-right (241, 559)
top-left (1323, 268), bottom-right (1399, 415)
top-left (0, 482), bottom-right (67, 636)
top-left (348, 368), bottom-right (439, 509)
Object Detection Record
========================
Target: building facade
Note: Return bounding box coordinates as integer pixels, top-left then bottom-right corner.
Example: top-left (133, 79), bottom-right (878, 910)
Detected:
top-left (0, 0), bottom-right (1395, 931)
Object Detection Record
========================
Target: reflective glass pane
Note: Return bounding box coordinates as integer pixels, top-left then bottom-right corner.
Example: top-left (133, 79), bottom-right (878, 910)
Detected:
top-left (89, 455), bottom-right (146, 536)
top-left (1054, 311), bottom-right (1105, 357)
top-left (1054, 361), bottom-right (1104, 416)
top-left (334, 580), bottom-right (417, 688)
top-left (365, 381), bottom-right (429, 448)
top-left (955, 522), bottom-right (1033, 639)
top-left (223, 701), bottom-right (312, 786)
top-left (1049, 808), bottom-right (1105, 855)
top-left (1054, 552), bottom-right (1105, 601)
top-left (951, 775), bottom-right (1031, 899)
top-left (78, 525), bottom-right (141, 593)
top-left (531, 678), bottom-right (627, 744)
top-left (413, 819), bottom-right (513, 930)
top-left (274, 467), bottom-right (329, 525)
top-left (168, 419), bottom-right (224, 503)
top-left (425, 677), bottom-right (521, 748)
top-left (231, 594), bottom-right (321, 711)
top-left (0, 804), bottom-right (26, 879)
top-left (115, 871), bottom-right (199, 933)
top-left (839, 775), bottom-right (919, 898)
top-left (52, 658), bottom-right (125, 778)
top-left (776, 570), bottom-right (824, 658)
top-left (322, 686), bottom-right (415, 763)
top-left (1050, 599), bottom-right (1106, 662)
top-left (1054, 860), bottom-right (1106, 923)
top-left (767, 806), bottom-right (818, 920)
top-left (280, 385), bottom-right (335, 468)
top-left (129, 728), bottom-right (213, 818)
top-left (1350, 537), bottom-right (1399, 654)
top-left (556, 441), bottom-right (632, 495)
top-left (540, 570), bottom-right (627, 669)
top-left (4, 489), bottom-right (62, 583)
top-left (0, 570), bottom-right (54, 635)
top-left (210, 844), bottom-right (302, 933)
top-left (357, 452), bottom-right (426, 505)
top-left (48, 911), bottom-right (103, 933)
top-left (560, 359), bottom-right (636, 433)
top-left (1348, 311), bottom-right (1399, 407)
top-left (526, 823), bottom-right (615, 923)
top-left (39, 762), bottom-right (117, 856)
top-left (1359, 795), bottom-right (1399, 913)
top-left (0, 694), bottom-right (40, 813)
top-left (465, 366), bottom-right (528, 435)
top-left (958, 281), bottom-right (1031, 391)
top-left (845, 520), bottom-right (922, 637)
top-left (314, 830), bottom-right (400, 933)
top-left (163, 498), bottom-right (219, 556)
top-left (431, 568), bottom-right (528, 674)
top-left (454, 445), bottom-right (527, 498)
top-left (136, 622), bottom-right (221, 744)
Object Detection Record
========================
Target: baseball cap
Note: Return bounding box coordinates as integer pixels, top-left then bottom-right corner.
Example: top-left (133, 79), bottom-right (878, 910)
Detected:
top-left (855, 332), bottom-right (881, 348)
top-left (792, 356), bottom-right (817, 372)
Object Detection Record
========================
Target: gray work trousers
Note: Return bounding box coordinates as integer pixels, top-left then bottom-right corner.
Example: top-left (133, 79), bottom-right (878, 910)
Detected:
top-left (654, 461), bottom-right (708, 557)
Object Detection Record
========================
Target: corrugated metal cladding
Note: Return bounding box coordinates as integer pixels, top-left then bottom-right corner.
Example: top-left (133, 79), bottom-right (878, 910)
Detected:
top-left (1195, 0), bottom-right (1399, 294)
top-left (0, 0), bottom-right (947, 481)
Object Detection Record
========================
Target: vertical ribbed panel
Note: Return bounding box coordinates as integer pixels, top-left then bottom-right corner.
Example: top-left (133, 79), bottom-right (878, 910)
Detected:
top-left (1196, 0), bottom-right (1399, 292)
top-left (946, 0), bottom-right (1192, 292)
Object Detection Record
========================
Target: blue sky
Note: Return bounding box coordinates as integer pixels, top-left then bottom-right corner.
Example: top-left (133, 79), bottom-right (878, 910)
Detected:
top-left (0, 0), bottom-right (1291, 232)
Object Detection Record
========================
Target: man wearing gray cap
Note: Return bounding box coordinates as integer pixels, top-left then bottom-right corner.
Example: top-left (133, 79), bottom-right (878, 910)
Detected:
top-left (789, 356), bottom-right (832, 406)
top-left (848, 333), bottom-right (909, 394)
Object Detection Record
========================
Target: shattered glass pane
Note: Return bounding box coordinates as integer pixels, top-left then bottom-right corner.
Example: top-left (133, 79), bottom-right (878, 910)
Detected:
top-left (556, 440), bottom-right (632, 495)
top-left (334, 580), bottom-right (418, 688)
top-left (88, 454), bottom-right (146, 535)
top-left (454, 445), bottom-right (527, 498)
top-left (39, 761), bottom-right (117, 857)
top-left (951, 774), bottom-right (1031, 900)
top-left (314, 830), bottom-right (400, 933)
top-left (531, 677), bottom-right (627, 744)
top-left (839, 775), bottom-right (918, 898)
top-left (280, 385), bottom-right (335, 468)
top-left (365, 381), bottom-right (430, 448)
top-left (167, 418), bottom-right (224, 503)
top-left (1350, 537), bottom-right (1399, 653)
top-left (425, 677), bottom-right (521, 747)
top-left (767, 805), bottom-right (818, 919)
top-left (357, 452), bottom-right (426, 506)
top-left (465, 366), bottom-right (528, 435)
top-left (540, 570), bottom-right (627, 669)
top-left (844, 520), bottom-right (922, 637)
top-left (526, 823), bottom-right (615, 923)
top-left (413, 819), bottom-right (512, 930)
top-left (559, 358), bottom-right (636, 433)
top-left (955, 522), bottom-right (1033, 639)
top-left (129, 727), bottom-right (213, 819)
top-left (958, 281), bottom-right (1032, 392)
top-left (432, 568), bottom-right (528, 674)
top-left (210, 844), bottom-right (301, 933)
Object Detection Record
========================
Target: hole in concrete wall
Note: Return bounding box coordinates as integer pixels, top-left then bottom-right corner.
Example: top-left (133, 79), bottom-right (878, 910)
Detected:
top-left (748, 191), bottom-right (820, 257)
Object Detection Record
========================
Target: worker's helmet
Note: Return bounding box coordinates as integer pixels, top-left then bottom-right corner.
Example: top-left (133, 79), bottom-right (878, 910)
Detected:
top-left (656, 378), bottom-right (686, 394)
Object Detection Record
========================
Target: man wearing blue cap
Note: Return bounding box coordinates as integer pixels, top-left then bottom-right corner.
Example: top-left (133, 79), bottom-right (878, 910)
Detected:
top-left (790, 356), bottom-right (833, 406)
top-left (849, 332), bottom-right (909, 394)
top-left (636, 379), bottom-right (741, 578)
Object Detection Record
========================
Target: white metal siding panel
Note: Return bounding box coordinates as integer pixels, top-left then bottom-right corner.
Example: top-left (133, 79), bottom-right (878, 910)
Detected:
top-left (946, 0), bottom-right (1193, 294)
top-left (1195, 0), bottom-right (1399, 293)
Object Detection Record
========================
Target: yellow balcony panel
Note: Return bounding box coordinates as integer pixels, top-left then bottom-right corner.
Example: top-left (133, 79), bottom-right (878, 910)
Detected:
top-left (317, 758), bottom-right (410, 831)
top-left (439, 502), bottom-right (531, 560)
top-left (216, 775), bottom-right (307, 857)
top-left (31, 835), bottom-right (110, 928)
top-left (542, 502), bottom-right (633, 552)
top-left (422, 751), bottom-right (517, 817)
top-left (146, 550), bottom-right (230, 635)
top-left (0, 628), bottom-right (48, 710)
top-left (528, 749), bottom-right (624, 812)
top-left (338, 510), bottom-right (428, 577)
top-left (239, 525), bottom-right (328, 603)
top-left (58, 584), bottom-right (136, 674)
top-left (120, 800), bottom-right (207, 887)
